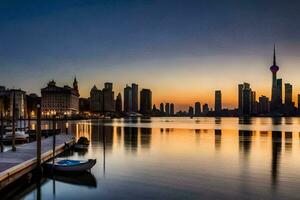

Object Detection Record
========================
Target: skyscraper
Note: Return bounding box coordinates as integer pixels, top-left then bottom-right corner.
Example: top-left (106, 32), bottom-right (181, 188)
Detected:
top-left (170, 103), bottom-right (174, 116)
top-left (298, 94), bottom-right (300, 110)
top-left (165, 103), bottom-right (170, 116)
top-left (215, 90), bottom-right (222, 114)
top-left (124, 85), bottom-right (132, 112)
top-left (116, 93), bottom-right (122, 113)
top-left (140, 89), bottom-right (152, 115)
top-left (258, 96), bottom-right (269, 114)
top-left (276, 79), bottom-right (282, 106)
top-left (202, 103), bottom-right (209, 115)
top-left (251, 91), bottom-right (257, 115)
top-left (160, 103), bottom-right (164, 114)
top-left (238, 84), bottom-right (243, 116)
top-left (285, 83), bottom-right (293, 106)
top-left (270, 45), bottom-right (280, 111)
top-left (131, 83), bottom-right (138, 112)
top-left (103, 82), bottom-right (114, 112)
top-left (195, 102), bottom-right (201, 116)
top-left (240, 83), bottom-right (251, 116)
top-left (90, 85), bottom-right (103, 113)
top-left (188, 106), bottom-right (194, 116)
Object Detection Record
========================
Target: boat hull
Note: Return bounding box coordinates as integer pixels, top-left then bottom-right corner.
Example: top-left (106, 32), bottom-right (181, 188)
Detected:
top-left (46, 159), bottom-right (96, 172)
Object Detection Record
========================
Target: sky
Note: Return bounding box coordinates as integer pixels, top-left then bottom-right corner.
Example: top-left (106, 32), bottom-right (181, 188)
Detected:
top-left (1, 0), bottom-right (300, 111)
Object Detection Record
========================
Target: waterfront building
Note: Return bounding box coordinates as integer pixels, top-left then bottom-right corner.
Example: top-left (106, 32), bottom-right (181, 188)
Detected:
top-left (116, 93), bottom-right (122, 113)
top-left (131, 83), bottom-right (138, 112)
top-left (165, 103), bottom-right (170, 116)
top-left (195, 102), bottom-right (201, 116)
top-left (9, 89), bottom-right (27, 119)
top-left (124, 85), bottom-right (132, 112)
top-left (298, 94), bottom-right (300, 110)
top-left (215, 90), bottom-right (222, 114)
top-left (79, 97), bottom-right (90, 113)
top-left (285, 83), bottom-right (293, 106)
top-left (188, 106), bottom-right (194, 116)
top-left (103, 82), bottom-right (115, 113)
top-left (258, 96), bottom-right (269, 114)
top-left (160, 103), bottom-right (164, 114)
top-left (277, 79), bottom-right (282, 106)
top-left (41, 79), bottom-right (79, 116)
top-left (27, 93), bottom-right (41, 118)
top-left (90, 85), bottom-right (103, 113)
top-left (140, 89), bottom-right (152, 115)
top-left (270, 45), bottom-right (280, 111)
top-left (202, 103), bottom-right (209, 115)
top-left (251, 91), bottom-right (258, 115)
top-left (170, 103), bottom-right (175, 116)
top-left (239, 83), bottom-right (251, 116)
top-left (238, 84), bottom-right (243, 116)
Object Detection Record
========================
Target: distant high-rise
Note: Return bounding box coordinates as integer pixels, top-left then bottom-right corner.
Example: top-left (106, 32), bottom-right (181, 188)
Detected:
top-left (104, 82), bottom-right (113, 90)
top-left (215, 90), bottom-right (222, 114)
top-left (160, 103), bottom-right (164, 114)
top-left (270, 45), bottom-right (280, 111)
top-left (103, 82), bottom-right (114, 112)
top-left (165, 103), bottom-right (170, 115)
top-left (124, 85), bottom-right (132, 112)
top-left (258, 95), bottom-right (269, 114)
top-left (116, 93), bottom-right (122, 113)
top-left (202, 103), bottom-right (209, 115)
top-left (238, 84), bottom-right (243, 116)
top-left (241, 83), bottom-right (251, 116)
top-left (285, 83), bottom-right (293, 106)
top-left (298, 94), bottom-right (300, 109)
top-left (277, 79), bottom-right (282, 106)
top-left (195, 102), bottom-right (201, 116)
top-left (131, 83), bottom-right (138, 112)
top-left (188, 106), bottom-right (194, 116)
top-left (251, 91), bottom-right (257, 115)
top-left (170, 103), bottom-right (175, 116)
top-left (90, 85), bottom-right (103, 113)
top-left (140, 89), bottom-right (152, 115)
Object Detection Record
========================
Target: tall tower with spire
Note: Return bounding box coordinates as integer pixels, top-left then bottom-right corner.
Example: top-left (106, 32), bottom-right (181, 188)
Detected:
top-left (270, 45), bottom-right (279, 111)
top-left (73, 76), bottom-right (79, 92)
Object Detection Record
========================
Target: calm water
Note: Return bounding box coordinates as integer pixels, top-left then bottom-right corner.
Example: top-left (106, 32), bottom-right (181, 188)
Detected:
top-left (8, 117), bottom-right (300, 199)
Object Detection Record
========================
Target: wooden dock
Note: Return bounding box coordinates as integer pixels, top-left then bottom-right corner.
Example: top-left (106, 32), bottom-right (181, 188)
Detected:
top-left (0, 134), bottom-right (75, 189)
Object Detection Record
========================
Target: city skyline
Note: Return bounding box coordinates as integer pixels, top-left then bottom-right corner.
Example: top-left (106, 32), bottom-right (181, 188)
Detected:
top-left (1, 1), bottom-right (300, 110)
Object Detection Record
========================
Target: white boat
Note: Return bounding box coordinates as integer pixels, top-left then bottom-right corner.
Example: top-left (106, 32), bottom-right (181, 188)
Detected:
top-left (45, 159), bottom-right (96, 172)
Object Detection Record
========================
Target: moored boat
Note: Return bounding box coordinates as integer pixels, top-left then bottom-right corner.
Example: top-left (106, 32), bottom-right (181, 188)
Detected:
top-left (45, 159), bottom-right (96, 172)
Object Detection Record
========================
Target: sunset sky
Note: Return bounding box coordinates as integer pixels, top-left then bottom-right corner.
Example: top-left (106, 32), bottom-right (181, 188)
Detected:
top-left (1, 0), bottom-right (300, 111)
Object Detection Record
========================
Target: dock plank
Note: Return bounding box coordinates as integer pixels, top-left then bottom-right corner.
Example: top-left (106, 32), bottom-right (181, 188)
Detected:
top-left (0, 134), bottom-right (75, 189)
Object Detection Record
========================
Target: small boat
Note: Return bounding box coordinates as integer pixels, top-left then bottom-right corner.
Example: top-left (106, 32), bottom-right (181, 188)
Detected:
top-left (74, 137), bottom-right (89, 151)
top-left (45, 159), bottom-right (96, 172)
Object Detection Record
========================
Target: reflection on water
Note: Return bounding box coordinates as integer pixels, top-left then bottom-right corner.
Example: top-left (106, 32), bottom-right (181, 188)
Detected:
top-left (5, 117), bottom-right (300, 199)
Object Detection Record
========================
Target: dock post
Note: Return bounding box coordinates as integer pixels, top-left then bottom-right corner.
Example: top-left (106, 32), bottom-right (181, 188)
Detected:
top-left (1, 111), bottom-right (3, 152)
top-left (52, 113), bottom-right (56, 166)
top-left (36, 104), bottom-right (41, 167)
top-left (12, 90), bottom-right (16, 152)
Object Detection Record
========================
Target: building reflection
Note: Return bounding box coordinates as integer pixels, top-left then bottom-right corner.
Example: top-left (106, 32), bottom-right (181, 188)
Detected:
top-left (272, 117), bottom-right (282, 125)
top-left (215, 117), bottom-right (221, 124)
top-left (140, 128), bottom-right (152, 149)
top-left (238, 117), bottom-right (252, 125)
top-left (284, 132), bottom-right (292, 153)
top-left (239, 130), bottom-right (253, 157)
top-left (124, 127), bottom-right (138, 152)
top-left (271, 131), bottom-right (282, 189)
top-left (214, 129), bottom-right (221, 151)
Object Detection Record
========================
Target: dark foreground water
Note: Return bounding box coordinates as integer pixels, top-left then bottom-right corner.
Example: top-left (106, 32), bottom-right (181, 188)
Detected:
top-left (8, 117), bottom-right (300, 199)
